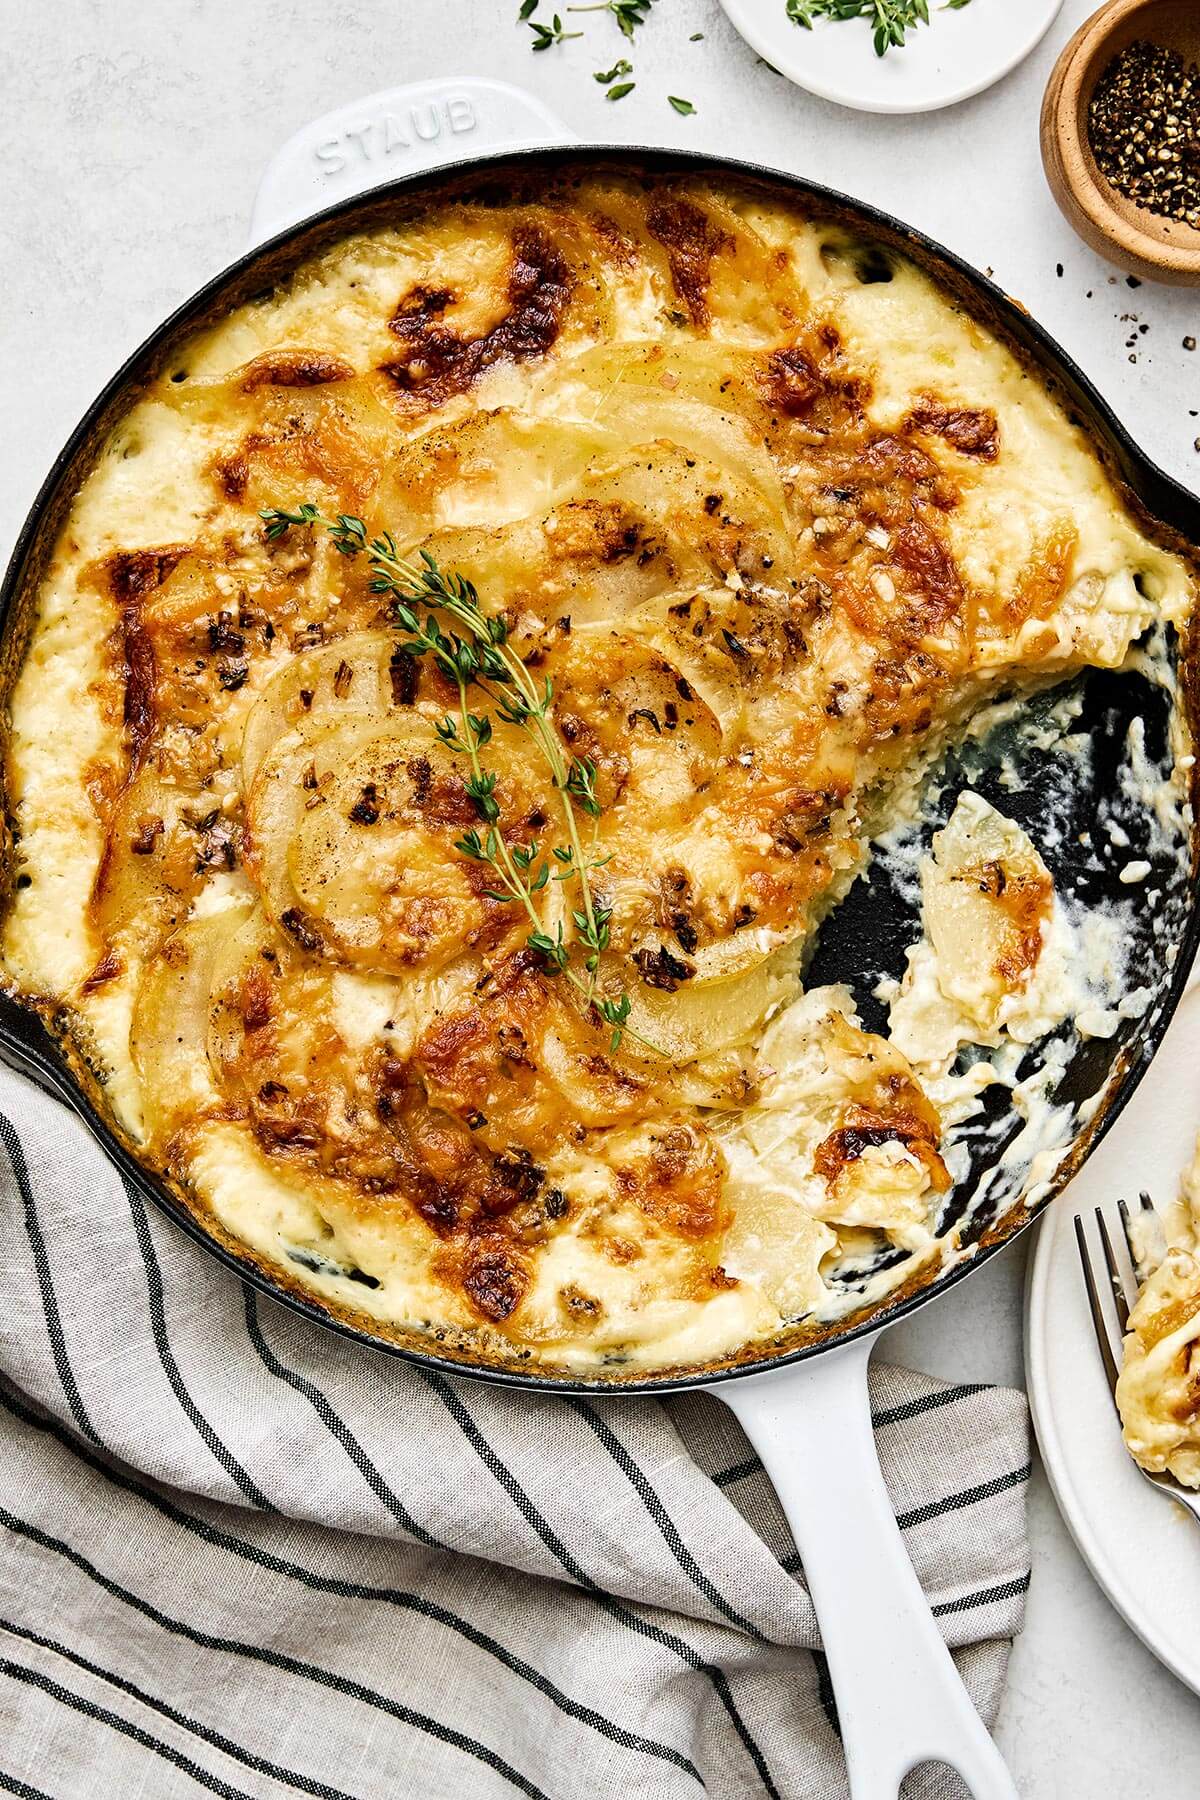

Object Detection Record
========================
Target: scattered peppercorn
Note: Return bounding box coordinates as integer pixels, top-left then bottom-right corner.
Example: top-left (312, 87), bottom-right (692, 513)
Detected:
top-left (1089, 40), bottom-right (1200, 229)
top-left (1185, 336), bottom-right (1197, 351)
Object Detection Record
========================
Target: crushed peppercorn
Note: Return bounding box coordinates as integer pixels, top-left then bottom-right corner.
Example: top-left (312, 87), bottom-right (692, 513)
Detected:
top-left (1089, 40), bottom-right (1200, 229)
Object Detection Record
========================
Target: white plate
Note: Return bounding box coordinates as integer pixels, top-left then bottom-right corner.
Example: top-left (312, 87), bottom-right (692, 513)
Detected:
top-left (717, 0), bottom-right (1063, 115)
top-left (1026, 969), bottom-right (1200, 1697)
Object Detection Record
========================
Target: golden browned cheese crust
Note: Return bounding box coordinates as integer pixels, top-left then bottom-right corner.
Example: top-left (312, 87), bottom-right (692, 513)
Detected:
top-left (3, 173), bottom-right (1193, 1374)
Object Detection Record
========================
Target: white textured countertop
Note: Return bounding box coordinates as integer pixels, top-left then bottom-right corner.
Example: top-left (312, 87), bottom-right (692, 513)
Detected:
top-left (3, 1), bottom-right (1199, 1792)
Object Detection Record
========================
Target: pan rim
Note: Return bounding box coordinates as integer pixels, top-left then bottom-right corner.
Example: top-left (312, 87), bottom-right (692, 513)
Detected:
top-left (3, 140), bottom-right (1199, 1396)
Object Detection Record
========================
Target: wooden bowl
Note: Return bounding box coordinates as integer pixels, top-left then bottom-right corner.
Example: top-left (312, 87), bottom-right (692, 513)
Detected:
top-left (1041, 0), bottom-right (1200, 284)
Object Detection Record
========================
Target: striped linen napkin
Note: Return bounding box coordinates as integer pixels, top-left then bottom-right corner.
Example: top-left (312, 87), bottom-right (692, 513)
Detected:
top-left (0, 1064), bottom-right (1030, 1799)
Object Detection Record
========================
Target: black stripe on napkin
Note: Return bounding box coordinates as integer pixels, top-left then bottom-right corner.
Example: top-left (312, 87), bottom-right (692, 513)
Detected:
top-left (713, 1456), bottom-right (760, 1490)
top-left (0, 1619), bottom-right (353, 1800)
top-left (0, 1508), bottom-right (550, 1799)
top-left (425, 1368), bottom-right (784, 1800)
top-left (872, 1383), bottom-right (991, 1430)
top-left (932, 1572), bottom-right (1032, 1619)
top-left (124, 1186), bottom-right (273, 1512)
top-left (0, 1115), bottom-right (102, 1449)
top-left (242, 1288), bottom-right (444, 1547)
top-left (811, 1649), bottom-right (841, 1741)
top-left (0, 1771), bottom-right (55, 1800)
top-left (0, 1379), bottom-right (704, 1784)
top-left (0, 1657), bottom-right (257, 1800)
top-left (895, 1463), bottom-right (1031, 1532)
top-left (571, 1399), bottom-right (765, 1638)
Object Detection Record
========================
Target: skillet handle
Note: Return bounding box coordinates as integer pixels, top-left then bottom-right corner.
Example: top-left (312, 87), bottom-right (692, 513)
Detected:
top-left (717, 1339), bottom-right (1018, 1800)
top-left (249, 77), bottom-right (574, 245)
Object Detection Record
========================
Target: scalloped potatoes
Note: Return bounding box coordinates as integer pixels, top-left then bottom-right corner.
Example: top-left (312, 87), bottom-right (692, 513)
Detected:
top-left (2, 172), bottom-right (1193, 1374)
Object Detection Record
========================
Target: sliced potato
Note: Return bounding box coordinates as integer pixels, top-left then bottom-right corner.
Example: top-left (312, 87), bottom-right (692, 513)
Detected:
top-left (720, 1162), bottom-right (837, 1321)
top-left (628, 581), bottom-right (829, 749)
top-left (620, 943), bottom-right (799, 1068)
top-left (539, 347), bottom-right (788, 532)
top-left (922, 791), bottom-right (1053, 1033)
top-left (411, 436), bottom-right (788, 632)
top-left (130, 900), bottom-right (254, 1139)
top-left (382, 408), bottom-right (619, 535)
top-left (289, 743), bottom-right (484, 972)
top-left (553, 624), bottom-right (723, 823)
top-left (90, 767), bottom-right (225, 959)
top-left (726, 989), bottom-right (948, 1244)
top-left (245, 713), bottom-right (548, 974)
top-left (204, 904), bottom-right (357, 1106)
top-left (247, 717), bottom-right (454, 970)
top-left (240, 630), bottom-right (407, 788)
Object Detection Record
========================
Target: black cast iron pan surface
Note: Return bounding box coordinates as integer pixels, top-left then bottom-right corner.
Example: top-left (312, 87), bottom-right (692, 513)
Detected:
top-left (2, 146), bottom-right (1199, 1394)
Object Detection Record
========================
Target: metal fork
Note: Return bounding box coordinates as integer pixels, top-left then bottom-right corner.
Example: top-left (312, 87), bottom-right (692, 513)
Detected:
top-left (1074, 1194), bottom-right (1200, 1522)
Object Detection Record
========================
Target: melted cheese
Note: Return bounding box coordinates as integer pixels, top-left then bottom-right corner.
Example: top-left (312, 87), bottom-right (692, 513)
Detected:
top-left (3, 172), bottom-right (1194, 1375)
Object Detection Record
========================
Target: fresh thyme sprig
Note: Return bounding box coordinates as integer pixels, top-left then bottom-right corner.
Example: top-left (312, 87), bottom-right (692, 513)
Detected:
top-left (567, 0), bottom-right (654, 41)
top-left (260, 504), bottom-right (655, 1056)
top-left (786, 0), bottom-right (972, 57)
top-left (525, 10), bottom-right (583, 50)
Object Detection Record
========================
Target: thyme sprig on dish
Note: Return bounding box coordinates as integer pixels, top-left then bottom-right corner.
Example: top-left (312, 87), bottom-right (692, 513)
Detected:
top-left (260, 504), bottom-right (654, 1055)
top-left (786, 0), bottom-right (972, 58)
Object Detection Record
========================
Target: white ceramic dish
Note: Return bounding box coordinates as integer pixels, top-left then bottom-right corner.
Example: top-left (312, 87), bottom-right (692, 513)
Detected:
top-left (1026, 961), bottom-right (1200, 1699)
top-left (718, 0), bottom-right (1064, 115)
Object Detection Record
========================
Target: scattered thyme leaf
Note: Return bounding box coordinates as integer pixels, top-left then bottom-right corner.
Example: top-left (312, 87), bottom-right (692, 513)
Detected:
top-left (594, 57), bottom-right (633, 81)
top-left (668, 95), bottom-right (695, 114)
top-left (607, 80), bottom-right (636, 100)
